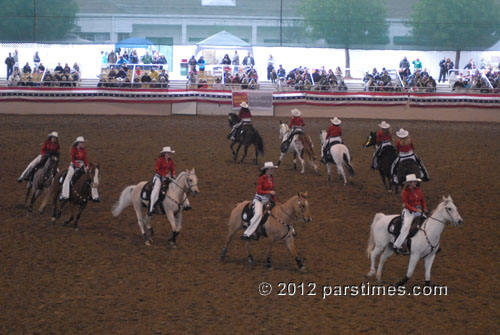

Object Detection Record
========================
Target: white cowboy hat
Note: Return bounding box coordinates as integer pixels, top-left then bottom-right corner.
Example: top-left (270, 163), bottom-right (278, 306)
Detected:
top-left (404, 174), bottom-right (421, 183)
top-left (74, 136), bottom-right (85, 143)
top-left (378, 121), bottom-right (390, 129)
top-left (240, 102), bottom-right (248, 108)
top-left (330, 117), bottom-right (341, 125)
top-left (291, 108), bottom-right (302, 117)
top-left (396, 128), bottom-right (409, 138)
top-left (160, 146), bottom-right (175, 154)
top-left (48, 131), bottom-right (58, 138)
top-left (260, 161), bottom-right (278, 171)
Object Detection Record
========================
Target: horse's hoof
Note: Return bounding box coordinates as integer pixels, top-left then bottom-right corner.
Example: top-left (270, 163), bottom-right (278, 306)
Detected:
top-left (28, 207), bottom-right (33, 213)
top-left (299, 266), bottom-right (307, 273)
top-left (266, 266), bottom-right (274, 272)
top-left (51, 217), bottom-right (56, 223)
top-left (248, 255), bottom-right (254, 265)
top-left (145, 240), bottom-right (152, 246)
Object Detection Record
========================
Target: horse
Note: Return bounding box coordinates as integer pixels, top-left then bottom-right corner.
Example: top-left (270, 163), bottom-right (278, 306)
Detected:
top-left (363, 131), bottom-right (398, 192)
top-left (366, 195), bottom-right (463, 286)
top-left (39, 163), bottom-right (101, 230)
top-left (277, 122), bottom-right (319, 174)
top-left (394, 158), bottom-right (423, 186)
top-left (219, 192), bottom-right (311, 272)
top-left (228, 113), bottom-right (264, 164)
top-left (319, 130), bottom-right (354, 184)
top-left (25, 155), bottom-right (59, 212)
top-left (112, 169), bottom-right (199, 246)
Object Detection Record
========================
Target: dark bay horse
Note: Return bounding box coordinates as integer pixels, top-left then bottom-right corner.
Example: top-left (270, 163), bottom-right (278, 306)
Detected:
top-left (40, 163), bottom-right (100, 230)
top-left (228, 113), bottom-right (264, 164)
top-left (25, 155), bottom-right (59, 212)
top-left (364, 131), bottom-right (398, 192)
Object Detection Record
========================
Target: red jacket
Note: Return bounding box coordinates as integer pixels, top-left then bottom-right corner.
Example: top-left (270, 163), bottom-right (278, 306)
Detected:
top-left (155, 156), bottom-right (175, 178)
top-left (257, 174), bottom-right (275, 199)
top-left (402, 186), bottom-right (427, 212)
top-left (289, 117), bottom-right (305, 128)
top-left (70, 146), bottom-right (88, 168)
top-left (376, 130), bottom-right (392, 145)
top-left (326, 125), bottom-right (342, 138)
top-left (396, 139), bottom-right (414, 154)
top-left (41, 140), bottom-right (60, 156)
top-left (238, 108), bottom-right (251, 120)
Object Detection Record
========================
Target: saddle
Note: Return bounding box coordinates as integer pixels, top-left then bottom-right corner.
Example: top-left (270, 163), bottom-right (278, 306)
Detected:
top-left (281, 130), bottom-right (304, 153)
top-left (241, 201), bottom-right (275, 239)
top-left (58, 168), bottom-right (85, 185)
top-left (388, 215), bottom-right (427, 252)
top-left (140, 181), bottom-right (168, 214)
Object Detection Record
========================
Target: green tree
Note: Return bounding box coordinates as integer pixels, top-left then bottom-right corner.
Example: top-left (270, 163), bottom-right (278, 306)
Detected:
top-left (299, 0), bottom-right (389, 76)
top-left (408, 0), bottom-right (500, 68)
top-left (0, 0), bottom-right (78, 42)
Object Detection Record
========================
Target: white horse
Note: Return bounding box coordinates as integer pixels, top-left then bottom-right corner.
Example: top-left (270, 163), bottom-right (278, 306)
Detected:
top-left (366, 195), bottom-right (464, 286)
top-left (277, 122), bottom-right (319, 174)
top-left (112, 169), bottom-right (199, 246)
top-left (319, 130), bottom-right (354, 184)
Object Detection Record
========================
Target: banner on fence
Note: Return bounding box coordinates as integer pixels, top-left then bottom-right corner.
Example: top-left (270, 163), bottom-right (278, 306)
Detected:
top-left (232, 91), bottom-right (249, 109)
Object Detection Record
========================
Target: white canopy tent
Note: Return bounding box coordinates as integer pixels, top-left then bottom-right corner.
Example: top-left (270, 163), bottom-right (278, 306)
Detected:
top-left (194, 31), bottom-right (253, 65)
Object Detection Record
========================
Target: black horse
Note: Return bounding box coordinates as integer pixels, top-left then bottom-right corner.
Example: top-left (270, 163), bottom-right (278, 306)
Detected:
top-left (228, 113), bottom-right (264, 164)
top-left (364, 131), bottom-right (398, 192)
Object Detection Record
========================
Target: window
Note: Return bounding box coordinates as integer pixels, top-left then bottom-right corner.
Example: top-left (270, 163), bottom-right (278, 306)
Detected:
top-left (202, 0), bottom-right (236, 6)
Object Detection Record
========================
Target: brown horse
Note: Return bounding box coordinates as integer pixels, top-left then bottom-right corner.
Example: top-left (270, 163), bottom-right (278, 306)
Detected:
top-left (219, 192), bottom-right (312, 272)
top-left (39, 163), bottom-right (100, 230)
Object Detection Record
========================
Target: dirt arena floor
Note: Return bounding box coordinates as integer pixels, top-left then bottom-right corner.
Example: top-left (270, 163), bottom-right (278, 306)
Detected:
top-left (1, 113), bottom-right (499, 334)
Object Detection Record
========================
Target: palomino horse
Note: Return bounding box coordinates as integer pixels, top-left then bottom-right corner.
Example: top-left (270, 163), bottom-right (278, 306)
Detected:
top-left (25, 155), bottom-right (59, 212)
top-left (366, 196), bottom-right (463, 286)
top-left (363, 131), bottom-right (398, 192)
top-left (219, 192), bottom-right (311, 272)
top-left (319, 130), bottom-right (354, 184)
top-left (228, 113), bottom-right (264, 164)
top-left (112, 169), bottom-right (199, 246)
top-left (39, 163), bottom-right (101, 230)
top-left (277, 122), bottom-right (319, 174)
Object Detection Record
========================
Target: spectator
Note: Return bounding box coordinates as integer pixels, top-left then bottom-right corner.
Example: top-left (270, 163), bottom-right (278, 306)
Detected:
top-left (277, 65), bottom-right (286, 79)
top-left (5, 52), bottom-right (15, 79)
top-left (232, 51), bottom-right (239, 65)
top-left (242, 52), bottom-right (255, 66)
top-left (141, 71), bottom-right (152, 84)
top-left (33, 51), bottom-right (40, 69)
top-left (150, 68), bottom-right (159, 81)
top-left (464, 58), bottom-right (474, 70)
top-left (267, 54), bottom-right (275, 81)
top-left (130, 50), bottom-right (139, 64)
top-left (13, 50), bottom-right (19, 68)
top-left (412, 58), bottom-right (422, 72)
top-left (371, 68), bottom-right (380, 81)
top-left (142, 51), bottom-right (152, 64)
top-left (123, 50), bottom-right (129, 61)
top-left (421, 68), bottom-right (429, 78)
top-left (63, 63), bottom-right (71, 74)
top-left (480, 57), bottom-right (487, 70)
top-left (8, 68), bottom-right (20, 86)
top-left (452, 78), bottom-right (465, 91)
top-left (399, 56), bottom-right (410, 71)
top-left (438, 57), bottom-right (447, 82)
top-left (22, 62), bottom-right (32, 74)
top-left (158, 55), bottom-right (167, 68)
top-left (188, 55), bottom-right (197, 72)
top-left (38, 63), bottom-right (45, 72)
top-left (107, 50), bottom-right (117, 64)
top-left (197, 56), bottom-right (206, 72)
top-left (312, 69), bottom-right (321, 83)
top-left (72, 63), bottom-right (80, 74)
top-left (117, 56), bottom-right (127, 66)
top-left (101, 51), bottom-right (108, 65)
top-left (221, 54), bottom-right (231, 65)
top-left (213, 77), bottom-right (223, 89)
top-left (54, 63), bottom-right (63, 73)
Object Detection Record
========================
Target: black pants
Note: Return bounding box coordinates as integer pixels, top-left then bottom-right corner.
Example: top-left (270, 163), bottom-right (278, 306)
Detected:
top-left (438, 69), bottom-right (447, 82)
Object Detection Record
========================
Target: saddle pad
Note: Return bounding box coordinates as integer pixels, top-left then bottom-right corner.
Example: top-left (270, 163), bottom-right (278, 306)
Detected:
top-left (387, 215), bottom-right (426, 240)
top-left (140, 181), bottom-right (167, 202)
top-left (241, 203), bottom-right (272, 227)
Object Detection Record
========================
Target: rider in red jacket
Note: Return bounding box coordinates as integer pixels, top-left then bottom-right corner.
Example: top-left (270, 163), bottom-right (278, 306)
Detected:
top-left (18, 131), bottom-right (60, 183)
top-left (228, 101), bottom-right (251, 140)
top-left (242, 161), bottom-right (278, 240)
top-left (371, 121), bottom-right (393, 169)
top-left (321, 117), bottom-right (343, 163)
top-left (392, 173), bottom-right (427, 253)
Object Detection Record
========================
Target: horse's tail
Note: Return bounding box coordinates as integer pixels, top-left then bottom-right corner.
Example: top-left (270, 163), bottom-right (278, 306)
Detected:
top-left (299, 134), bottom-right (316, 161)
top-left (112, 185), bottom-right (135, 217)
top-left (366, 213), bottom-right (383, 258)
top-left (343, 152), bottom-right (355, 176)
top-left (39, 177), bottom-right (58, 213)
top-left (254, 130), bottom-right (264, 157)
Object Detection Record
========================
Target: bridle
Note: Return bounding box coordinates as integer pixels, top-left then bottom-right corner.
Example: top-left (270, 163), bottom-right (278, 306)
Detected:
top-left (420, 201), bottom-right (457, 255)
top-left (169, 172), bottom-right (198, 196)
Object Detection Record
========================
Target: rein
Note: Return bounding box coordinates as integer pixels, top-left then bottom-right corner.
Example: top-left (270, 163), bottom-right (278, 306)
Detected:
top-left (419, 204), bottom-right (455, 256)
top-left (163, 173), bottom-right (196, 213)
top-left (272, 196), bottom-right (306, 240)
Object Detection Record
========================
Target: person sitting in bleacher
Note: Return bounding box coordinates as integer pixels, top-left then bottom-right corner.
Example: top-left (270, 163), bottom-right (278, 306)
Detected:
top-left (63, 63), bottom-right (71, 74)
top-left (54, 63), bottom-right (63, 73)
top-left (23, 62), bottom-right (31, 74)
top-left (141, 71), bottom-right (152, 86)
top-left (8, 68), bottom-right (20, 86)
top-left (150, 69), bottom-right (159, 82)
